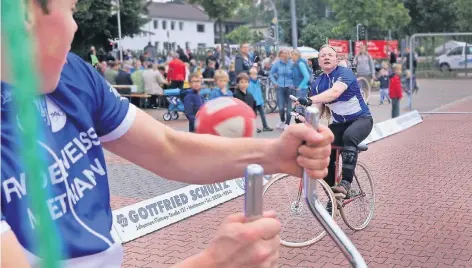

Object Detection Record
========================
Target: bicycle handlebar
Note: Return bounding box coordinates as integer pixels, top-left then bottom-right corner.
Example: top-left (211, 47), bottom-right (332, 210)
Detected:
top-left (303, 107), bottom-right (367, 268)
top-left (244, 164), bottom-right (264, 222)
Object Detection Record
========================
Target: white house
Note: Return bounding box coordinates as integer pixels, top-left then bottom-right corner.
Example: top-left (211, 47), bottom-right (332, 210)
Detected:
top-left (120, 1), bottom-right (215, 52)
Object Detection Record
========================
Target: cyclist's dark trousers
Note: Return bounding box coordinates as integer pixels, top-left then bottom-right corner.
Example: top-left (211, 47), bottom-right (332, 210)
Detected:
top-left (324, 116), bottom-right (373, 187)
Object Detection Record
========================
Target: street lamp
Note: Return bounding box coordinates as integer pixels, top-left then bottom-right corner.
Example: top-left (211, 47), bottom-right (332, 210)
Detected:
top-left (111, 0), bottom-right (123, 61)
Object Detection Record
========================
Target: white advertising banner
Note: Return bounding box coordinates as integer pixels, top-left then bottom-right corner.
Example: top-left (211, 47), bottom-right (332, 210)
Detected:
top-left (112, 177), bottom-right (270, 243)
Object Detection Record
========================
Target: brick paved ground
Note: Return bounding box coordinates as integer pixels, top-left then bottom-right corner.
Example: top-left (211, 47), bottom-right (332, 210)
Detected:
top-left (106, 79), bottom-right (472, 267)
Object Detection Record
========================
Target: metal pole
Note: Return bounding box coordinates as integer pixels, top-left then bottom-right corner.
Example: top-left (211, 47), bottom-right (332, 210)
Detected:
top-left (268, 0), bottom-right (278, 54)
top-left (116, 0), bottom-right (123, 61)
top-left (290, 0), bottom-right (297, 48)
top-left (409, 32), bottom-right (472, 110)
top-left (356, 24), bottom-right (360, 41)
top-left (465, 43), bottom-right (468, 70)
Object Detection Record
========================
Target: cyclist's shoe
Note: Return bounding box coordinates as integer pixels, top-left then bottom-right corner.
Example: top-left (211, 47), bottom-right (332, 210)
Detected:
top-left (331, 180), bottom-right (351, 199)
top-left (256, 128), bottom-right (262, 133)
top-left (262, 127), bottom-right (273, 132)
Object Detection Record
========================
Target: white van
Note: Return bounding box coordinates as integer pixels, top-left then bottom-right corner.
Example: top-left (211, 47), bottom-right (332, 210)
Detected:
top-left (437, 45), bottom-right (472, 71)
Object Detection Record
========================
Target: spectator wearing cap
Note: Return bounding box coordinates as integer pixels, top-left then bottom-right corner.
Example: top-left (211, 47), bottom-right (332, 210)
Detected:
top-left (167, 52), bottom-right (187, 89)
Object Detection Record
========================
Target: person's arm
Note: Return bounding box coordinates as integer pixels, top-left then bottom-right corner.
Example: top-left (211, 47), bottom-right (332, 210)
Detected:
top-left (297, 62), bottom-right (310, 90)
top-left (309, 69), bottom-right (355, 104)
top-left (1, 221), bottom-right (30, 268)
top-left (183, 96), bottom-right (196, 122)
top-left (156, 72), bottom-right (167, 85)
top-left (369, 56), bottom-right (375, 76)
top-left (167, 62), bottom-right (174, 82)
top-left (104, 108), bottom-right (276, 183)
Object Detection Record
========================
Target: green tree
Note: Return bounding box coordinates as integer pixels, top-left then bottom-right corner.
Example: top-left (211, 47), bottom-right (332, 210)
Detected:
top-left (329, 0), bottom-right (410, 38)
top-left (189, 0), bottom-right (251, 67)
top-left (454, 0), bottom-right (472, 32)
top-left (225, 25), bottom-right (253, 44)
top-left (72, 0), bottom-right (149, 57)
top-left (403, 0), bottom-right (458, 34)
top-left (225, 26), bottom-right (265, 44)
top-left (300, 19), bottom-right (347, 50)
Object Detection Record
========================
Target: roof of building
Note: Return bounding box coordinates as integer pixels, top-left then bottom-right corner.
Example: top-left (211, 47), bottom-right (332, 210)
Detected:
top-left (147, 1), bottom-right (211, 21)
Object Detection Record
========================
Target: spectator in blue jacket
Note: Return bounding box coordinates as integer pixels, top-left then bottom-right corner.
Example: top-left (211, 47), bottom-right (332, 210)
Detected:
top-left (291, 49), bottom-right (311, 121)
top-left (269, 49), bottom-right (295, 130)
top-left (248, 67), bottom-right (273, 133)
top-left (210, 70), bottom-right (233, 99)
top-left (184, 73), bottom-right (205, 132)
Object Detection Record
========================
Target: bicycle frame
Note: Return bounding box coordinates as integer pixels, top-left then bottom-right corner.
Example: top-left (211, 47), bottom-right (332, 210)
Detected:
top-left (303, 107), bottom-right (367, 268)
top-left (331, 145), bottom-right (368, 207)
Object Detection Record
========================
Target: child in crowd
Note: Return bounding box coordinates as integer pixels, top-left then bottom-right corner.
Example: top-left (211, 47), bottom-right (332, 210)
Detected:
top-left (184, 73), bottom-right (205, 132)
top-left (248, 67), bottom-right (273, 133)
top-left (210, 70), bottom-right (233, 99)
top-left (377, 61), bottom-right (391, 105)
top-left (389, 64), bottom-right (403, 118)
top-left (233, 73), bottom-right (257, 128)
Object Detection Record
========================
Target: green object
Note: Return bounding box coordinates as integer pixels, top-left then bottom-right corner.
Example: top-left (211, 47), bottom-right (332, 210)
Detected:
top-left (131, 69), bottom-right (145, 93)
top-left (1, 1), bottom-right (61, 267)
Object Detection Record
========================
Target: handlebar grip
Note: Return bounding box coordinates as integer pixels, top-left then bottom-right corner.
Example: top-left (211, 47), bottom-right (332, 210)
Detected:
top-left (244, 164), bottom-right (264, 221)
top-left (304, 106), bottom-right (320, 131)
top-left (289, 95), bottom-right (298, 102)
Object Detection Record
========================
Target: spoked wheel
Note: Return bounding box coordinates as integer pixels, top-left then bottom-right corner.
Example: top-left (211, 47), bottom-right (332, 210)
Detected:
top-left (357, 77), bottom-right (371, 104)
top-left (339, 162), bottom-right (375, 230)
top-left (162, 113), bottom-right (171, 121)
top-left (263, 174), bottom-right (336, 247)
top-left (265, 87), bottom-right (277, 114)
top-left (171, 111), bottom-right (179, 120)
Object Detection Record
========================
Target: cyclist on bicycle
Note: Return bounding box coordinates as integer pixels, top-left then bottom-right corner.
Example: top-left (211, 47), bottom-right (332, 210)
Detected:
top-left (296, 45), bottom-right (373, 197)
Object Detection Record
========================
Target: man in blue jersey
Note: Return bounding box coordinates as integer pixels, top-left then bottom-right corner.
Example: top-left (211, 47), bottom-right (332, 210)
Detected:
top-left (297, 45), bottom-right (374, 197)
top-left (1, 1), bottom-right (333, 268)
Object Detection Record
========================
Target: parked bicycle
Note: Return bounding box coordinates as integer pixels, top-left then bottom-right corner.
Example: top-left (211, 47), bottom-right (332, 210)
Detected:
top-left (259, 76), bottom-right (277, 114)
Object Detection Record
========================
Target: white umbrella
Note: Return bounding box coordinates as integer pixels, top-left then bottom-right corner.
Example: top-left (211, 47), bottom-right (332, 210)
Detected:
top-left (297, 46), bottom-right (319, 59)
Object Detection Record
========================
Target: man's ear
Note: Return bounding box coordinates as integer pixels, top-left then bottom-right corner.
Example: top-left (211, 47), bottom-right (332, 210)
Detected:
top-left (23, 1), bottom-right (36, 32)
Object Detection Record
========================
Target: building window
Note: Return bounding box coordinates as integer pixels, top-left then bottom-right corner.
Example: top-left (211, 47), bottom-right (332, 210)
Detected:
top-left (154, 41), bottom-right (159, 49)
top-left (179, 22), bottom-right (184, 31)
top-left (185, 42), bottom-right (190, 49)
top-left (153, 20), bottom-right (158, 29)
top-left (197, 24), bottom-right (205, 33)
top-left (164, 42), bottom-right (170, 50)
top-left (171, 21), bottom-right (175, 30)
top-left (162, 20), bottom-right (167, 30)
top-left (198, 43), bottom-right (206, 48)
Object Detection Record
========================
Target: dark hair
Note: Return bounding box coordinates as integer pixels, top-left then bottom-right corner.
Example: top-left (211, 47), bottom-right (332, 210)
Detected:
top-left (236, 73), bottom-right (249, 83)
top-left (157, 66), bottom-right (166, 72)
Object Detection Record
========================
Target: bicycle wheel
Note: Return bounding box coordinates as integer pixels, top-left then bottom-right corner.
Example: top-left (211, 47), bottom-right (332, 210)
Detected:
top-left (356, 77), bottom-right (371, 104)
top-left (265, 87), bottom-right (277, 114)
top-left (263, 174), bottom-right (336, 247)
top-left (339, 161), bottom-right (375, 231)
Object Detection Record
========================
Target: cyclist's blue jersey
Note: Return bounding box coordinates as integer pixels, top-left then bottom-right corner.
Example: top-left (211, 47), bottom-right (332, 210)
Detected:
top-left (1, 53), bottom-right (135, 267)
top-left (311, 66), bottom-right (371, 123)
